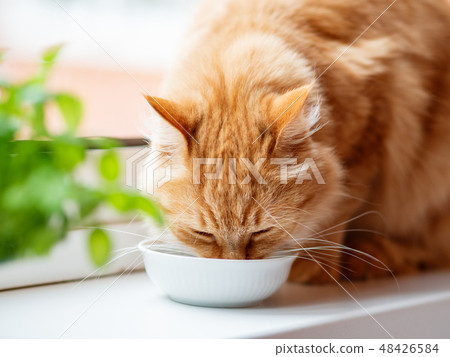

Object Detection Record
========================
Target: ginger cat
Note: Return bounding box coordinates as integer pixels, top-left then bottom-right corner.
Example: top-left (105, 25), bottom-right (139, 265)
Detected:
top-left (145, 0), bottom-right (450, 283)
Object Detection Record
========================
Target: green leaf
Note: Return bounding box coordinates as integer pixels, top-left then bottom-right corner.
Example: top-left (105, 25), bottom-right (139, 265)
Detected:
top-left (84, 137), bottom-right (120, 150)
top-left (135, 196), bottom-right (165, 226)
top-left (88, 228), bottom-right (112, 267)
top-left (108, 192), bottom-right (134, 212)
top-left (0, 115), bottom-right (19, 139)
top-left (35, 45), bottom-right (64, 82)
top-left (42, 44), bottom-right (63, 64)
top-left (53, 138), bottom-right (86, 171)
top-left (100, 150), bottom-right (120, 181)
top-left (28, 227), bottom-right (61, 255)
top-left (107, 192), bottom-right (165, 226)
top-left (0, 48), bottom-right (168, 264)
top-left (74, 186), bottom-right (104, 218)
top-left (55, 94), bottom-right (82, 133)
top-left (19, 84), bottom-right (48, 104)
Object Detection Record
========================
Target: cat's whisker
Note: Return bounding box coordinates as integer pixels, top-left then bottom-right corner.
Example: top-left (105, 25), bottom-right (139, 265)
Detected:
top-left (299, 256), bottom-right (342, 272)
top-left (191, 233), bottom-right (200, 247)
top-left (72, 247), bottom-right (141, 289)
top-left (274, 244), bottom-right (359, 288)
top-left (72, 222), bottom-right (180, 288)
top-left (274, 216), bottom-right (387, 242)
top-left (339, 192), bottom-right (381, 206)
top-left (304, 247), bottom-right (390, 272)
top-left (276, 210), bottom-right (387, 238)
top-left (275, 212), bottom-right (398, 282)
top-left (297, 120), bottom-right (329, 143)
top-left (272, 254), bottom-right (357, 288)
top-left (312, 210), bottom-right (388, 236)
top-left (301, 255), bottom-right (359, 287)
top-left (270, 215), bottom-right (387, 239)
top-left (112, 246), bottom-right (141, 254)
top-left (274, 206), bottom-right (312, 215)
top-left (274, 245), bottom-right (343, 253)
top-left (287, 234), bottom-right (392, 264)
top-left (277, 239), bottom-right (398, 287)
top-left (299, 237), bottom-right (387, 264)
top-left (93, 247), bottom-right (145, 282)
top-left (270, 215), bottom-right (318, 235)
top-left (76, 226), bottom-right (154, 240)
top-left (268, 223), bottom-right (393, 272)
top-left (271, 215), bottom-right (309, 225)
top-left (150, 239), bottom-right (198, 257)
top-left (308, 228), bottom-right (388, 239)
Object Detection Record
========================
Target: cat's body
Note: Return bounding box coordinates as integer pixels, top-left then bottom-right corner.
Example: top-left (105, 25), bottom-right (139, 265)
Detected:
top-left (146, 0), bottom-right (450, 282)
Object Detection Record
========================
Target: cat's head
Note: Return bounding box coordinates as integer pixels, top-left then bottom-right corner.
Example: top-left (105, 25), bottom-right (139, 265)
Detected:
top-left (144, 84), bottom-right (342, 259)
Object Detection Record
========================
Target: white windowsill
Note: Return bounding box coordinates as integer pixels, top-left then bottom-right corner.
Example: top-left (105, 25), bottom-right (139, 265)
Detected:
top-left (1, 270), bottom-right (449, 338)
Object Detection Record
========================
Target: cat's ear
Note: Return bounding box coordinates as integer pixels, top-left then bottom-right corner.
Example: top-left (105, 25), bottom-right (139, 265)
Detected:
top-left (270, 84), bottom-right (312, 135)
top-left (269, 84), bottom-right (318, 148)
top-left (144, 95), bottom-right (194, 152)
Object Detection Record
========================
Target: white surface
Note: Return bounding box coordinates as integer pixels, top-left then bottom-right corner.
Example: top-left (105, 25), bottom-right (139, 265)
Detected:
top-left (140, 241), bottom-right (296, 307)
top-left (1, 271), bottom-right (449, 338)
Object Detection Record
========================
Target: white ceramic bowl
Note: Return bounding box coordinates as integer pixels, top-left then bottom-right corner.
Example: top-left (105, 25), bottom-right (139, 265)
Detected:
top-left (138, 240), bottom-right (296, 308)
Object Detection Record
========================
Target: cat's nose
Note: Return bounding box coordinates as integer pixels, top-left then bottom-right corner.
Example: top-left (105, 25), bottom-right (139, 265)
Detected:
top-left (222, 246), bottom-right (247, 259)
top-left (224, 251), bottom-right (246, 259)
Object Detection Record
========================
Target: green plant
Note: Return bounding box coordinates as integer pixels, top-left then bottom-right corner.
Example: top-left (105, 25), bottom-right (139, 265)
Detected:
top-left (0, 46), bottom-right (163, 265)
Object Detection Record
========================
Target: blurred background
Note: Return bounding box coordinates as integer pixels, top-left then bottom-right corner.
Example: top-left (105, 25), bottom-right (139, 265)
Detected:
top-left (0, 0), bottom-right (200, 138)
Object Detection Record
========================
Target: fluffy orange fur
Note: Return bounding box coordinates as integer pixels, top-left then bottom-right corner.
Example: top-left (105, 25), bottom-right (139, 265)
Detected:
top-left (145, 0), bottom-right (450, 283)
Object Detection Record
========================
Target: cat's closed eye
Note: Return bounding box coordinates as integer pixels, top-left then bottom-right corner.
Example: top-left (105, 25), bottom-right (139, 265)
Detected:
top-left (191, 228), bottom-right (273, 242)
top-left (192, 230), bottom-right (215, 241)
top-left (251, 228), bottom-right (273, 239)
